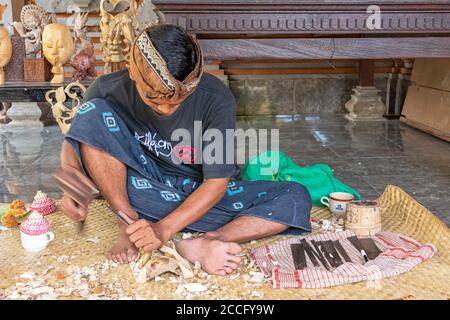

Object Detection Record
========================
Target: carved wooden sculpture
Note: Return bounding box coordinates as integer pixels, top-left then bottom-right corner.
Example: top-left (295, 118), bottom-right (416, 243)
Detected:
top-left (71, 12), bottom-right (97, 81)
top-left (71, 46), bottom-right (97, 81)
top-left (99, 0), bottom-right (143, 73)
top-left (73, 12), bottom-right (90, 50)
top-left (42, 23), bottom-right (74, 84)
top-left (45, 81), bottom-right (87, 134)
top-left (12, 4), bottom-right (55, 58)
top-left (131, 241), bottom-right (194, 283)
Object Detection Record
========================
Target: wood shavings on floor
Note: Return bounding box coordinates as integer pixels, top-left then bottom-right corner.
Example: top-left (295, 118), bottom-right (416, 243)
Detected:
top-left (1, 260), bottom-right (127, 300)
top-left (311, 218), bottom-right (345, 233)
top-left (86, 237), bottom-right (101, 244)
top-left (2, 248), bottom-right (273, 300)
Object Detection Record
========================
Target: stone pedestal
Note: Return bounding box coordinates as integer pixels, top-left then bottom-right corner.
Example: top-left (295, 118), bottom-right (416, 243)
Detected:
top-left (6, 102), bottom-right (43, 127)
top-left (345, 86), bottom-right (387, 121)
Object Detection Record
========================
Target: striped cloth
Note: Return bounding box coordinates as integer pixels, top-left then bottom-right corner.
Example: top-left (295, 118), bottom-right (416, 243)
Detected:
top-left (250, 230), bottom-right (436, 289)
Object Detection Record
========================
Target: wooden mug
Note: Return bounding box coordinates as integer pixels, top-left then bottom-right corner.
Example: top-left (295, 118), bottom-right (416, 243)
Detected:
top-left (345, 200), bottom-right (382, 236)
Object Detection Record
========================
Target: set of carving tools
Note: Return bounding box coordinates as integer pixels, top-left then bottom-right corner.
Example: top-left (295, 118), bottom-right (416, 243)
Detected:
top-left (290, 235), bottom-right (382, 271)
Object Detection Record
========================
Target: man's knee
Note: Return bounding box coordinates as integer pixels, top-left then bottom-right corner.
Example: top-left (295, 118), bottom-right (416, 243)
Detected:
top-left (285, 182), bottom-right (312, 222)
top-left (292, 182), bottom-right (312, 207)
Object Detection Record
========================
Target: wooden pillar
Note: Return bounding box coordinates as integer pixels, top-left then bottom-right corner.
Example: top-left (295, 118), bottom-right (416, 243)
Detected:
top-left (358, 60), bottom-right (374, 87)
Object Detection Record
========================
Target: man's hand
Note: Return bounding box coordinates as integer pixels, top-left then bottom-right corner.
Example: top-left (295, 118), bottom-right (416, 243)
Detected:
top-left (126, 220), bottom-right (170, 252)
top-left (61, 193), bottom-right (88, 222)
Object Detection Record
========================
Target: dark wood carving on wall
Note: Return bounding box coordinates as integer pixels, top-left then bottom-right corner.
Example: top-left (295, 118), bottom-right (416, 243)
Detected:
top-left (161, 12), bottom-right (450, 35)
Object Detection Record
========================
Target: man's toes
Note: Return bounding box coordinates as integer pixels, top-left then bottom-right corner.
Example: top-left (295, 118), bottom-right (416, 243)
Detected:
top-left (127, 249), bottom-right (137, 262)
top-left (108, 253), bottom-right (117, 263)
top-left (227, 254), bottom-right (242, 264)
top-left (226, 262), bottom-right (239, 270)
top-left (120, 252), bottom-right (129, 264)
top-left (223, 267), bottom-right (234, 274)
top-left (226, 243), bottom-right (242, 255)
top-left (215, 269), bottom-right (227, 276)
top-left (116, 253), bottom-right (125, 264)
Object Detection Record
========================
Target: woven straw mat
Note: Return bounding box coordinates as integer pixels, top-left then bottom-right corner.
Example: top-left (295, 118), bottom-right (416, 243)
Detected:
top-left (0, 185), bottom-right (449, 300)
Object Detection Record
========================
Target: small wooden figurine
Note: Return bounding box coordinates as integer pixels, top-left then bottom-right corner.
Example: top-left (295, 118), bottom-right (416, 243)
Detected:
top-left (12, 4), bottom-right (55, 58)
top-left (71, 46), bottom-right (97, 81)
top-left (0, 5), bottom-right (12, 85)
top-left (73, 12), bottom-right (90, 50)
top-left (42, 23), bottom-right (74, 84)
top-left (100, 0), bottom-right (143, 73)
top-left (71, 12), bottom-right (97, 81)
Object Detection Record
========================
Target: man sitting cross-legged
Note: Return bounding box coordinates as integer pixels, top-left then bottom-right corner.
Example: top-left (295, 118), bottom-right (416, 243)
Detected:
top-left (60, 24), bottom-right (312, 276)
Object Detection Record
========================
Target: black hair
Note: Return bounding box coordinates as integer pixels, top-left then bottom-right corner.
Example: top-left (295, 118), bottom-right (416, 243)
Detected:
top-left (146, 24), bottom-right (197, 81)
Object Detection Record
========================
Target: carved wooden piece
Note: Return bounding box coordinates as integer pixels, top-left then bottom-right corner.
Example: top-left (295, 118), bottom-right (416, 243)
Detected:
top-left (99, 0), bottom-right (141, 73)
top-left (45, 81), bottom-right (87, 134)
top-left (74, 12), bottom-right (90, 51)
top-left (71, 12), bottom-right (97, 82)
top-left (132, 241), bottom-right (194, 283)
top-left (162, 12), bottom-right (450, 35)
top-left (154, 0), bottom-right (450, 34)
top-left (12, 4), bottom-right (55, 58)
top-left (71, 46), bottom-right (97, 82)
top-left (42, 24), bottom-right (74, 84)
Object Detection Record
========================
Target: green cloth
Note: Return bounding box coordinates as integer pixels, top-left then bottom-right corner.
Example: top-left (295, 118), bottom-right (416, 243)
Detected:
top-left (242, 150), bottom-right (361, 206)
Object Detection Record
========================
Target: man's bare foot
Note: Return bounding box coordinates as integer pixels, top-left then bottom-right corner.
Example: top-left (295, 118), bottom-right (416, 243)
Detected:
top-left (108, 228), bottom-right (139, 264)
top-left (176, 237), bottom-right (242, 276)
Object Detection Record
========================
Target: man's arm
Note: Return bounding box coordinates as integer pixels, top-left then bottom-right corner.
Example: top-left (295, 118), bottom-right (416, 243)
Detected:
top-left (126, 177), bottom-right (229, 252)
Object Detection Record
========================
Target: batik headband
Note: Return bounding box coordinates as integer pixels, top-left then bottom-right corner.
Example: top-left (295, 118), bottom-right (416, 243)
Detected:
top-left (128, 29), bottom-right (204, 107)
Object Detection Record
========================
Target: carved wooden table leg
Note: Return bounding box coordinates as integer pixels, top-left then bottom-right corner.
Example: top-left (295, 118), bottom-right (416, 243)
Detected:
top-left (5, 102), bottom-right (43, 127)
